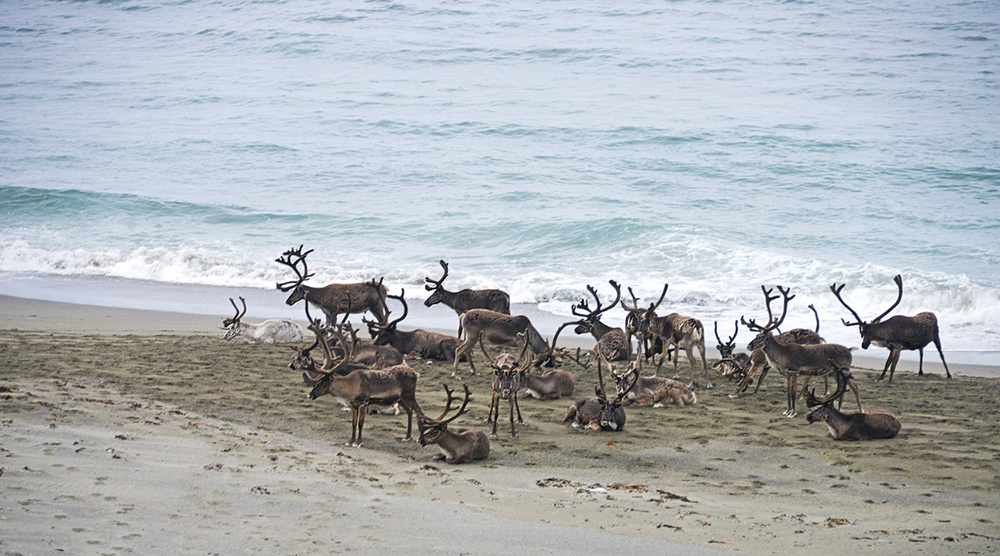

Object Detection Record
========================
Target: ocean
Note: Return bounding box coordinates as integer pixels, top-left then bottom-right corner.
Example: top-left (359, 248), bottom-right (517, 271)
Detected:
top-left (2, 0), bottom-right (998, 366)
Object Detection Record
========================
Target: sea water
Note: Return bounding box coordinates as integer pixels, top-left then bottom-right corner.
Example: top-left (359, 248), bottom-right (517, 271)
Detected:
top-left (2, 0), bottom-right (998, 365)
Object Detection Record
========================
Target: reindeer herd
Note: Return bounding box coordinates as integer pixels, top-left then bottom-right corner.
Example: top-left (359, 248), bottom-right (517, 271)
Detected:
top-left (219, 246), bottom-right (953, 462)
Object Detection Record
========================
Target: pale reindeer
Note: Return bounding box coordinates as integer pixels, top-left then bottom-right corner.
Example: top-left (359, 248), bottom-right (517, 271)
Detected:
top-left (600, 345), bottom-right (696, 408)
top-left (424, 259), bottom-right (511, 336)
top-left (301, 325), bottom-right (420, 447)
top-left (275, 245), bottom-right (388, 326)
top-left (221, 297), bottom-right (304, 344)
top-left (806, 366), bottom-right (901, 440)
top-left (831, 274), bottom-right (951, 384)
top-left (451, 308), bottom-right (550, 378)
top-left (637, 284), bottom-right (712, 388)
top-left (417, 384), bottom-right (490, 463)
top-left (742, 285), bottom-right (862, 417)
top-left (365, 287), bottom-right (464, 362)
top-left (487, 333), bottom-right (532, 438)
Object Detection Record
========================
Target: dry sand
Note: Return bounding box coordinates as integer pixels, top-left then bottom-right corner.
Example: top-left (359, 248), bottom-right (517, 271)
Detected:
top-left (1, 295), bottom-right (998, 555)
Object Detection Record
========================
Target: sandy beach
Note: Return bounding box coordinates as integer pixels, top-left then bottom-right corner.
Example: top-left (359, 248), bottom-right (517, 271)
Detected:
top-left (1, 294), bottom-right (998, 555)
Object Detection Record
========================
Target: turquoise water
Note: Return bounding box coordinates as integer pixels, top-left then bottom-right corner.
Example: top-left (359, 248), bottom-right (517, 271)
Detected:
top-left (2, 0), bottom-right (998, 360)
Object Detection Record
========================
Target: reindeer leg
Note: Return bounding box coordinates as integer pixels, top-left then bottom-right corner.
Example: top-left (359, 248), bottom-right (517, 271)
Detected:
top-left (933, 337), bottom-right (952, 378)
top-left (508, 398), bottom-right (517, 438)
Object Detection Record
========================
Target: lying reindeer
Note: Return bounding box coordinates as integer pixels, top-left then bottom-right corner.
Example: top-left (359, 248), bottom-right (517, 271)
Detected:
top-left (222, 297), bottom-right (304, 344)
top-left (522, 368), bottom-right (575, 400)
top-left (301, 325), bottom-right (420, 447)
top-left (562, 344), bottom-right (637, 431)
top-left (365, 287), bottom-right (464, 362)
top-left (806, 367), bottom-right (900, 440)
top-left (417, 384), bottom-right (490, 464)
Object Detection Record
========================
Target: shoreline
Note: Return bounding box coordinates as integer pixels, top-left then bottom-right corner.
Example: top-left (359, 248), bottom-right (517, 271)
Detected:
top-left (1, 293), bottom-right (992, 378)
top-left (1, 297), bottom-right (999, 554)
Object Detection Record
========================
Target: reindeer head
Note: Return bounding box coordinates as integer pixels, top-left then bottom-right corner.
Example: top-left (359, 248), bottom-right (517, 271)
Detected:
top-left (418, 383), bottom-right (472, 445)
top-left (221, 297), bottom-right (247, 340)
top-left (423, 260), bottom-right (450, 307)
top-left (714, 320), bottom-right (739, 359)
top-left (830, 275), bottom-right (904, 349)
top-left (275, 245), bottom-right (315, 306)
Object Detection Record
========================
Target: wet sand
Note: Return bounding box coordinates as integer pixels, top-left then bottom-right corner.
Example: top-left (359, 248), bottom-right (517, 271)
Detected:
top-left (1, 295), bottom-right (998, 555)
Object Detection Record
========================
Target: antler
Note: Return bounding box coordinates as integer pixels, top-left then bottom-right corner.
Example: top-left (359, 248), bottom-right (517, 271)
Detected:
top-left (830, 282), bottom-right (865, 327)
top-left (223, 296), bottom-right (247, 328)
top-left (741, 285), bottom-right (791, 332)
top-left (424, 259), bottom-right (449, 291)
top-left (275, 245), bottom-right (315, 292)
top-left (873, 275), bottom-right (904, 324)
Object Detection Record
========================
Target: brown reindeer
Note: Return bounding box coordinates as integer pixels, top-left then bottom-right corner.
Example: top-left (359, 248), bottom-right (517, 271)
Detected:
top-left (417, 384), bottom-right (490, 463)
top-left (365, 288), bottom-right (463, 362)
top-left (301, 325), bottom-right (420, 447)
top-left (742, 285), bottom-right (861, 417)
top-left (637, 284), bottom-right (712, 388)
top-left (451, 309), bottom-right (550, 378)
top-left (571, 280), bottom-right (630, 362)
top-left (275, 245), bottom-right (388, 326)
top-left (487, 334), bottom-right (532, 438)
top-left (424, 260), bottom-right (510, 336)
top-left (806, 367), bottom-right (901, 440)
top-left (562, 345), bottom-right (637, 431)
top-left (831, 274), bottom-right (951, 384)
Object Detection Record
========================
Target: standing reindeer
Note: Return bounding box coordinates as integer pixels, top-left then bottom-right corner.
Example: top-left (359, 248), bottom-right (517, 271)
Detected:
top-left (831, 275), bottom-right (951, 384)
top-left (221, 297), bottom-right (304, 343)
top-left (451, 309), bottom-right (550, 378)
top-left (301, 325), bottom-right (420, 447)
top-left (417, 384), bottom-right (490, 463)
top-left (637, 284), bottom-right (712, 388)
top-left (742, 285), bottom-right (862, 417)
top-left (487, 334), bottom-right (532, 438)
top-left (275, 245), bottom-right (388, 326)
top-left (424, 260), bottom-right (510, 336)
top-left (365, 288), bottom-right (464, 362)
top-left (571, 280), bottom-right (631, 362)
top-left (806, 367), bottom-right (901, 440)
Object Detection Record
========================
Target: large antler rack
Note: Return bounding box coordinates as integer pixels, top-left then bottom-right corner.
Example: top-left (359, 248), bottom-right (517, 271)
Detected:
top-left (741, 285), bottom-right (793, 333)
top-left (831, 274), bottom-right (903, 327)
top-left (275, 245), bottom-right (315, 292)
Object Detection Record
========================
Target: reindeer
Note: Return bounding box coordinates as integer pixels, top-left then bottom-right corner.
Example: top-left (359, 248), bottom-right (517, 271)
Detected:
top-left (221, 297), bottom-right (304, 344)
top-left (487, 334), bottom-right (532, 438)
top-left (620, 285), bottom-right (667, 369)
top-left (742, 285), bottom-right (862, 417)
top-left (727, 305), bottom-right (826, 398)
top-left (599, 345), bottom-right (696, 408)
top-left (424, 260), bottom-right (510, 336)
top-left (637, 284), bottom-right (712, 388)
top-left (714, 320), bottom-right (751, 382)
top-left (417, 384), bottom-right (490, 463)
top-left (571, 280), bottom-right (630, 363)
top-left (451, 309), bottom-right (550, 378)
top-left (289, 300), bottom-right (400, 375)
top-left (806, 367), bottom-right (901, 440)
top-left (831, 274), bottom-right (951, 384)
top-left (365, 288), bottom-right (463, 362)
top-left (275, 245), bottom-right (388, 326)
top-left (562, 348), bottom-right (636, 431)
top-left (301, 325), bottom-right (420, 446)
top-left (522, 368), bottom-right (575, 400)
